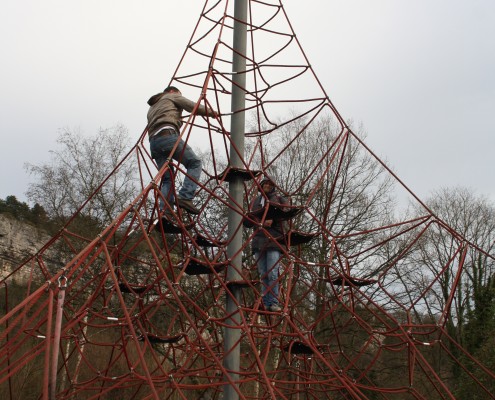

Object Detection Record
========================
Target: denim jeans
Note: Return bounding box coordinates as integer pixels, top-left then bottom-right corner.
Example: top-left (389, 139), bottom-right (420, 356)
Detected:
top-left (253, 249), bottom-right (281, 307)
top-left (150, 133), bottom-right (202, 205)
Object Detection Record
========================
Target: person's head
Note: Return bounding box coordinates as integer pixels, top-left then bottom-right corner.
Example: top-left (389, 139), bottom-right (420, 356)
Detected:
top-left (164, 86), bottom-right (181, 95)
top-left (259, 177), bottom-right (275, 193)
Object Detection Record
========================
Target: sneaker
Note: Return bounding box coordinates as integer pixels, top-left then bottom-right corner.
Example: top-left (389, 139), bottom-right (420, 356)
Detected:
top-left (177, 197), bottom-right (200, 215)
top-left (161, 208), bottom-right (174, 220)
top-left (268, 304), bottom-right (282, 312)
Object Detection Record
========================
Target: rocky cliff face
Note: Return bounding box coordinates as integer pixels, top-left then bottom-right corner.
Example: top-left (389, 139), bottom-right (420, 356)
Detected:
top-left (0, 213), bottom-right (49, 281)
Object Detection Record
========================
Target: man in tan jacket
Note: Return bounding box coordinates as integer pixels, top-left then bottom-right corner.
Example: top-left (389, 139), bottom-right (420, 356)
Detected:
top-left (147, 86), bottom-right (217, 215)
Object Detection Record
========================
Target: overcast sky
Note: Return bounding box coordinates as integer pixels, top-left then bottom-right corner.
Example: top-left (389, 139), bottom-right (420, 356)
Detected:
top-left (1, 0), bottom-right (494, 205)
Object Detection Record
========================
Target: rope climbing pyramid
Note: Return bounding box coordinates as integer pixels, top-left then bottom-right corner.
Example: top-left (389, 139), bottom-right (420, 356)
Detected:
top-left (1, 1), bottom-right (494, 399)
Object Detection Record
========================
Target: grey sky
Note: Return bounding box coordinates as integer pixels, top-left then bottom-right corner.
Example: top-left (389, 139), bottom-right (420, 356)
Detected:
top-left (1, 0), bottom-right (494, 204)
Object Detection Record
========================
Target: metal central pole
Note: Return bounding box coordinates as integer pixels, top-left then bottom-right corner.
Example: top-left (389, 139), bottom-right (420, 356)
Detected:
top-left (223, 0), bottom-right (247, 398)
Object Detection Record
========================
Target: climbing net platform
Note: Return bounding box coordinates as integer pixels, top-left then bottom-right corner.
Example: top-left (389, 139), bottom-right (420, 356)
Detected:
top-left (1, 1), bottom-right (494, 399)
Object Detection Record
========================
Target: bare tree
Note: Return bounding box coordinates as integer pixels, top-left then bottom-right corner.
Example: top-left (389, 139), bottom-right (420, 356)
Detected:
top-left (25, 124), bottom-right (137, 226)
top-left (245, 113), bottom-right (398, 339)
top-left (247, 114), bottom-right (396, 265)
top-left (402, 187), bottom-right (495, 337)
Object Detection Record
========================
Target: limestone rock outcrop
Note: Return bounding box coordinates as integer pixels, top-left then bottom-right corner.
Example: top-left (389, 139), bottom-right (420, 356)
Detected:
top-left (0, 213), bottom-right (49, 281)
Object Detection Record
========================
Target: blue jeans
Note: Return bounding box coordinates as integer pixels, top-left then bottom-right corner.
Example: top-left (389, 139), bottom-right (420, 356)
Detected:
top-left (254, 249), bottom-right (281, 307)
top-left (150, 133), bottom-right (202, 205)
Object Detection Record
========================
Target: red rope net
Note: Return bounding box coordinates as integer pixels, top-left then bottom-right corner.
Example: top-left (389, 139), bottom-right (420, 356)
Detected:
top-left (1, 1), bottom-right (494, 399)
